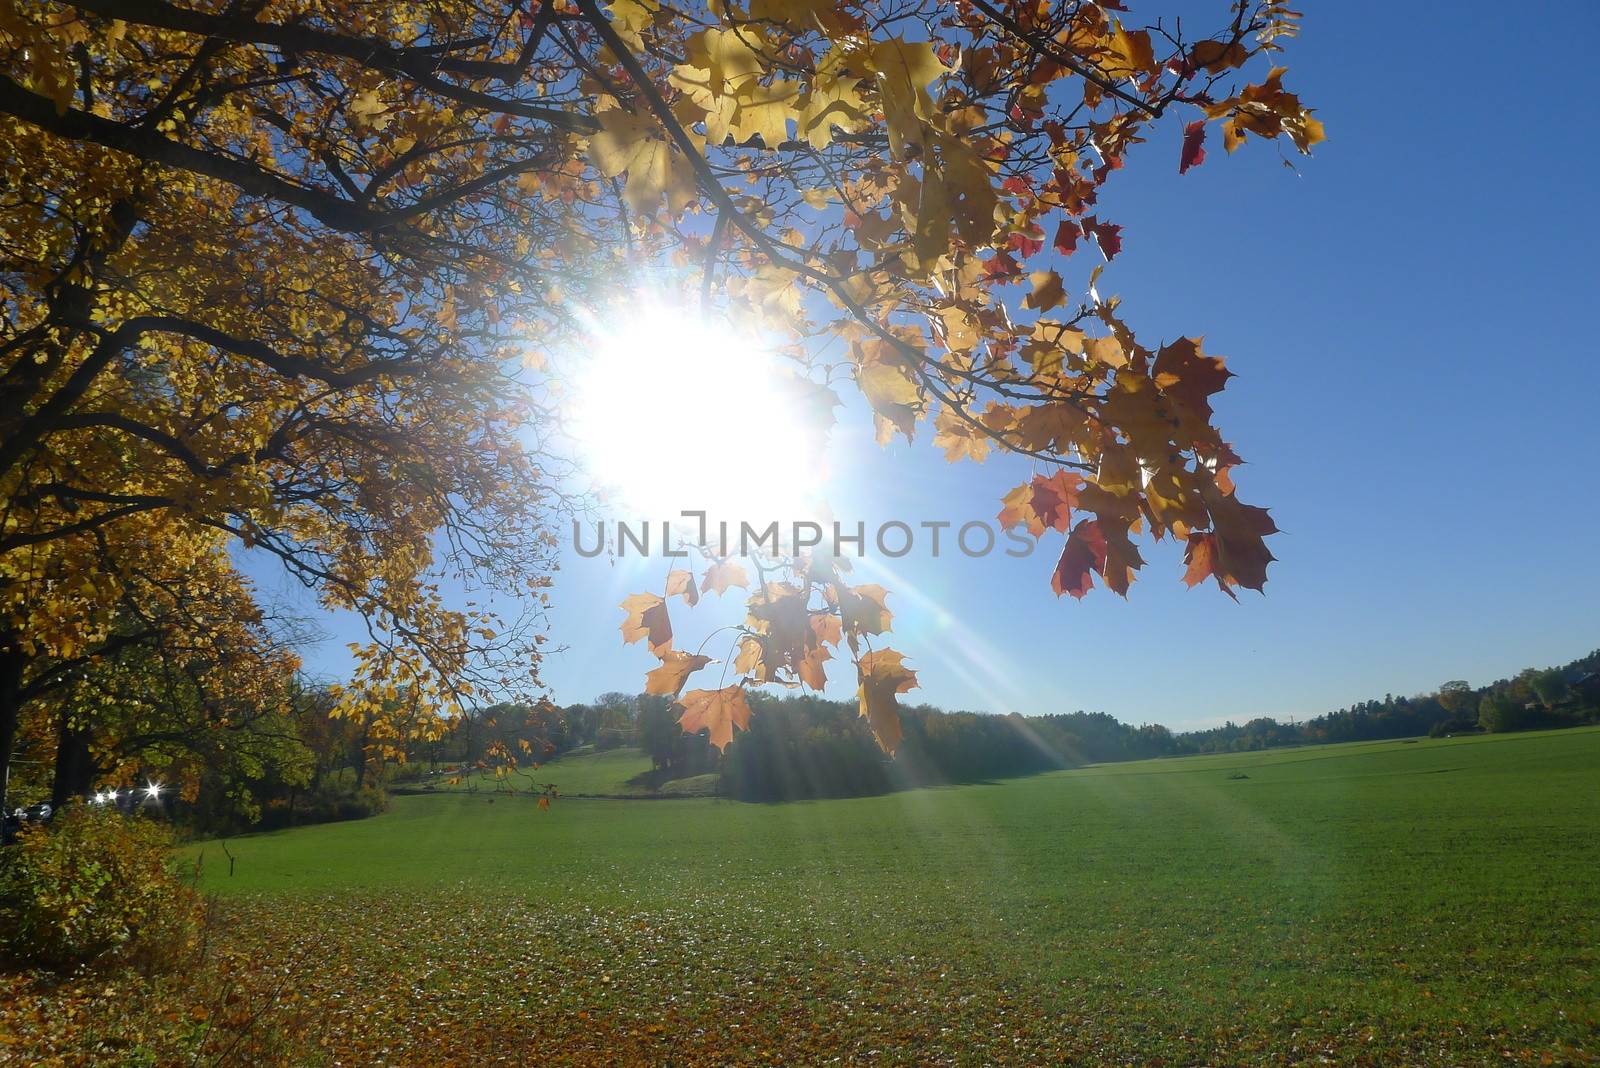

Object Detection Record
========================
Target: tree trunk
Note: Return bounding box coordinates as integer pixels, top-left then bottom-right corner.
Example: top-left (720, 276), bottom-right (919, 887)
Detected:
top-left (0, 641), bottom-right (22, 824)
top-left (50, 713), bottom-right (95, 807)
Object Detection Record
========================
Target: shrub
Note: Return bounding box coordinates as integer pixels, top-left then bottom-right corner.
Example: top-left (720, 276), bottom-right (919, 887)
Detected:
top-left (336, 783), bottom-right (389, 821)
top-left (249, 779), bottom-right (387, 831)
top-left (307, 779), bottom-right (387, 823)
top-left (0, 806), bottom-right (201, 971)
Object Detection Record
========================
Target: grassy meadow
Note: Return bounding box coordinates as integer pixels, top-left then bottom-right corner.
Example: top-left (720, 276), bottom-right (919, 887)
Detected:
top-left (17, 728), bottom-right (1600, 1065)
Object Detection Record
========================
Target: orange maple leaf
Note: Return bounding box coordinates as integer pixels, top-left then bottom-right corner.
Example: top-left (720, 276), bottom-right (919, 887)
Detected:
top-left (856, 649), bottom-right (918, 755)
top-left (1202, 488), bottom-right (1278, 595)
top-left (797, 643), bottom-right (832, 691)
top-left (677, 686), bottom-right (753, 751)
top-left (645, 650), bottom-right (713, 697)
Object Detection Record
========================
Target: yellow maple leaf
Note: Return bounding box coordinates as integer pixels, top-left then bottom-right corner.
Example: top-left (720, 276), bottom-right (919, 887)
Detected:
top-left (733, 635), bottom-right (765, 678)
top-left (932, 407), bottom-right (992, 463)
top-left (671, 27), bottom-right (767, 102)
top-left (347, 87), bottom-right (393, 132)
top-left (605, 0), bottom-right (656, 49)
top-left (855, 342), bottom-right (922, 442)
top-left (1083, 335), bottom-right (1128, 369)
top-left (870, 37), bottom-right (947, 157)
top-left (619, 592), bottom-right (672, 653)
top-left (797, 74), bottom-right (868, 149)
top-left (731, 79), bottom-right (800, 147)
top-left (588, 108), bottom-right (696, 214)
top-left (1103, 24), bottom-right (1156, 79)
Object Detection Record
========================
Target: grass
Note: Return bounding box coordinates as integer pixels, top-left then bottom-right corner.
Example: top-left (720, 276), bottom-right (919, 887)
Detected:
top-left (16, 730), bottom-right (1600, 1064)
top-left (164, 729), bottom-right (1600, 1064)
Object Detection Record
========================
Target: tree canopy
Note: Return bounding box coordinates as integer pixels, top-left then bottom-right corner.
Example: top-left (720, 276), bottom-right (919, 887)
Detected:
top-left (0, 0), bottom-right (1321, 813)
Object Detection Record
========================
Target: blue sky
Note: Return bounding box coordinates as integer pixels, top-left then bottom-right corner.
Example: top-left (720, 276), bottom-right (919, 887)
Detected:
top-left (263, 1), bottom-right (1600, 731)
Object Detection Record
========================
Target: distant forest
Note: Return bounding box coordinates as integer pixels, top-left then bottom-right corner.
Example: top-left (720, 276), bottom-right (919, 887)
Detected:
top-left (520, 647), bottom-right (1600, 802)
top-left (102, 647), bottom-right (1600, 831)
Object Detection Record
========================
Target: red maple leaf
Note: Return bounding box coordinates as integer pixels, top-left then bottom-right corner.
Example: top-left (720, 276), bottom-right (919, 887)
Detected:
top-left (1153, 337), bottom-right (1233, 421)
top-left (1051, 519), bottom-right (1108, 598)
top-left (983, 251), bottom-right (1021, 279)
top-left (1029, 471), bottom-right (1082, 533)
top-left (1180, 119), bottom-right (1208, 174)
top-left (1052, 219), bottom-right (1080, 256)
top-left (1082, 216), bottom-right (1123, 260)
top-left (1009, 230), bottom-right (1044, 257)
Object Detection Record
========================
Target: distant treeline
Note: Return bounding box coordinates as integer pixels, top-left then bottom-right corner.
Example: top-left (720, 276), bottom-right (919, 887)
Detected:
top-left (125, 647), bottom-right (1600, 827)
top-left (545, 648), bottom-right (1600, 802)
top-left (1178, 648), bottom-right (1600, 753)
top-left (717, 699), bottom-right (1175, 801)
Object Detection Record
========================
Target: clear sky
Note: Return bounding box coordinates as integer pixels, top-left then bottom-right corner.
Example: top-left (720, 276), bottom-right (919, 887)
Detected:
top-left (259, 1), bottom-right (1600, 731)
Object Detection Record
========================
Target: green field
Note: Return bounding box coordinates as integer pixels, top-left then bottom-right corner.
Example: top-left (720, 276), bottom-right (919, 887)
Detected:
top-left (173, 729), bottom-right (1597, 1065)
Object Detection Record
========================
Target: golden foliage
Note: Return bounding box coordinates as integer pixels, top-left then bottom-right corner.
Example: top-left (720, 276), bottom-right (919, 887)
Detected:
top-left (0, 0), bottom-right (1318, 781)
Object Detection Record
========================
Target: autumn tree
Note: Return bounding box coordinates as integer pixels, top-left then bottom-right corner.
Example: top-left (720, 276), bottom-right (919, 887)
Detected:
top-left (0, 506), bottom-right (309, 814)
top-left (33, 545), bottom-right (306, 809)
top-left (1436, 680), bottom-right (1475, 718)
top-left (1, 0), bottom-right (1319, 811)
top-left (0, 0), bottom-right (567, 814)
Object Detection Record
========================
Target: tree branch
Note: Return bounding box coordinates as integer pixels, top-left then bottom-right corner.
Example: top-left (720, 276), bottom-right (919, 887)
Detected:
top-left (965, 0), bottom-right (1165, 118)
top-left (65, 0), bottom-right (573, 91)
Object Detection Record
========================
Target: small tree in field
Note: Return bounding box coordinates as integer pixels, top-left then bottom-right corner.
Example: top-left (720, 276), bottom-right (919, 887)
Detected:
top-left (636, 695), bottom-right (681, 773)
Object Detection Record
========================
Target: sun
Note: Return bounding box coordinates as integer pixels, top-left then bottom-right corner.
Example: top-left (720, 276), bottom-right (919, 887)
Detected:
top-left (566, 302), bottom-right (830, 526)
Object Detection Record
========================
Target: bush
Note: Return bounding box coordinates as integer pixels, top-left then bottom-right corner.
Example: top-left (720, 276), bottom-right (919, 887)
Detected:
top-left (252, 779), bottom-right (387, 831)
top-left (336, 783), bottom-right (389, 821)
top-left (0, 806), bottom-right (201, 971)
